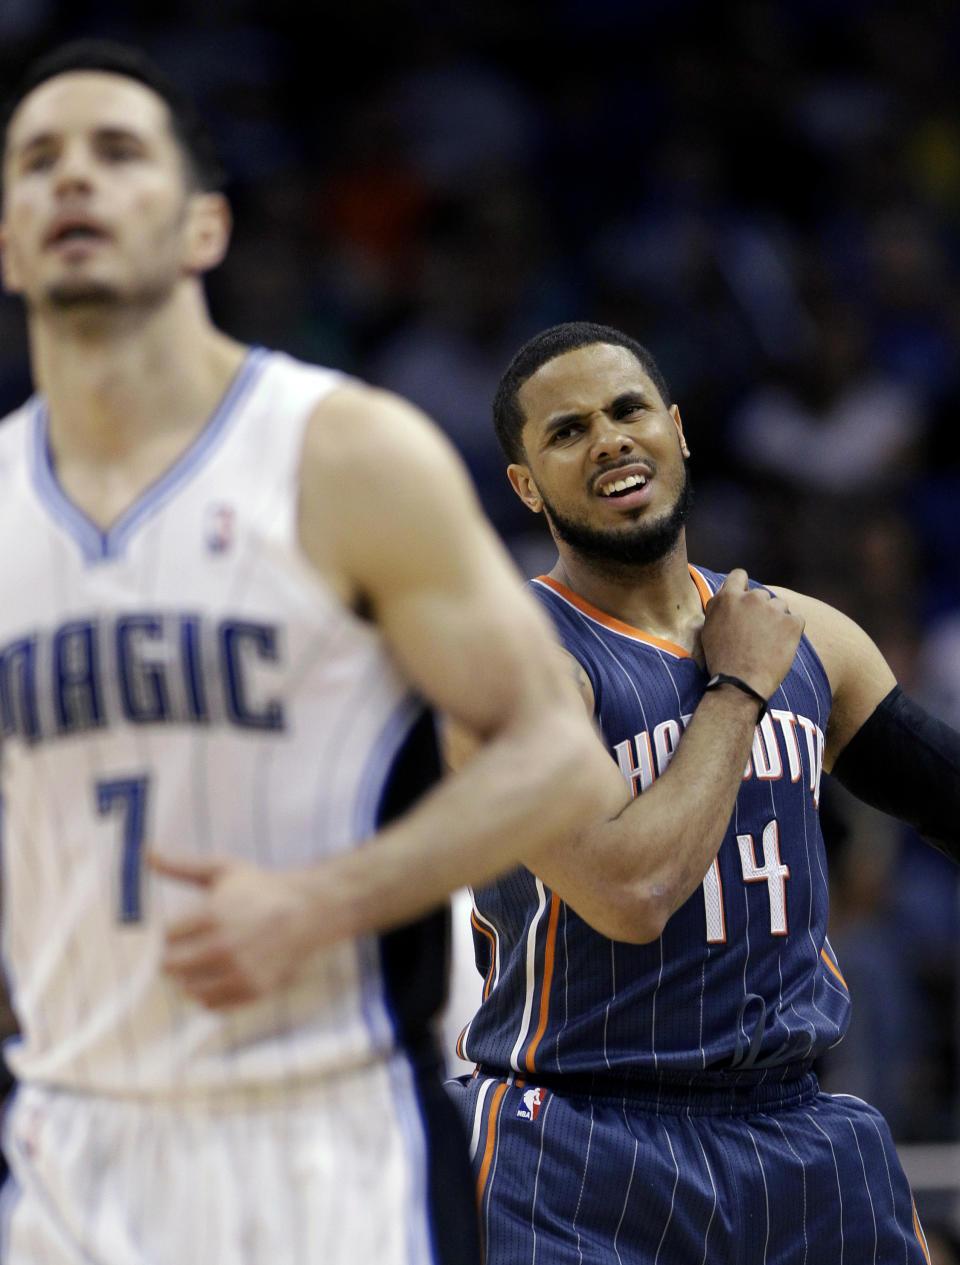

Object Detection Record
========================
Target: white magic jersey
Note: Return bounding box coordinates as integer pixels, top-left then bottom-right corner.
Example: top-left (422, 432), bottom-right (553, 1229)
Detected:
top-left (0, 348), bottom-right (435, 1096)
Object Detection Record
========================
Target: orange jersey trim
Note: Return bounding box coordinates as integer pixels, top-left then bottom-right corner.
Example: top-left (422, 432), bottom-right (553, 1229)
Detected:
top-left (523, 892), bottom-right (561, 1073)
top-left (476, 1082), bottom-right (508, 1213)
top-left (688, 565), bottom-right (714, 609)
top-left (534, 565), bottom-right (713, 659)
top-left (913, 1199), bottom-right (932, 1264)
top-left (470, 909), bottom-right (497, 1001)
top-left (820, 946), bottom-right (849, 991)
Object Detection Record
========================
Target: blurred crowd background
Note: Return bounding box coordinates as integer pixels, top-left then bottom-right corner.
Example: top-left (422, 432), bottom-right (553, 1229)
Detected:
top-left (1, 0), bottom-right (959, 1241)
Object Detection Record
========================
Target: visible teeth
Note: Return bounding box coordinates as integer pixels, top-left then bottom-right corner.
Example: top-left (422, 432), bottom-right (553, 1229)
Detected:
top-left (602, 474), bottom-right (647, 496)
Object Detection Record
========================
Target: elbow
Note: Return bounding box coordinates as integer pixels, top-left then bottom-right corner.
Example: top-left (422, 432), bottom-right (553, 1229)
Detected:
top-left (617, 883), bottom-right (674, 943)
top-left (578, 880), bottom-right (675, 945)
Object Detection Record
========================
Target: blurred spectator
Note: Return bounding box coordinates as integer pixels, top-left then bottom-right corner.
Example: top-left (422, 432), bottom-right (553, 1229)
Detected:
top-left (367, 177), bottom-right (565, 532)
top-left (728, 303), bottom-right (927, 494)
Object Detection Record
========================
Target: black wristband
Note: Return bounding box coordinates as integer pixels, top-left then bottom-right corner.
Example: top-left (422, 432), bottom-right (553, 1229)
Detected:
top-left (704, 672), bottom-right (767, 721)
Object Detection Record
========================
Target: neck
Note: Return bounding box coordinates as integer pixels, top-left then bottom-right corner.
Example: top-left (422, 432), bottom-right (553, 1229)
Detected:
top-left (549, 533), bottom-right (705, 650)
top-left (28, 283), bottom-right (246, 462)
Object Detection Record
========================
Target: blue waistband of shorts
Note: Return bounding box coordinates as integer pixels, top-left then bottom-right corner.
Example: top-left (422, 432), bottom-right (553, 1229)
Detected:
top-left (477, 1062), bottom-right (820, 1116)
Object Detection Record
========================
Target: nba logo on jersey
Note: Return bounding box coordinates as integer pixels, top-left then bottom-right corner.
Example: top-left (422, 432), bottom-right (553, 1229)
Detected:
top-left (516, 1087), bottom-right (544, 1121)
top-left (205, 502), bottom-right (236, 553)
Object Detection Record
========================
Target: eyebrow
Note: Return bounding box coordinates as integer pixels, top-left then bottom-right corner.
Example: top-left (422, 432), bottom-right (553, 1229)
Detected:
top-left (11, 130), bottom-right (55, 156)
top-left (610, 389), bottom-right (652, 410)
top-left (14, 125), bottom-right (149, 156)
top-left (542, 410), bottom-right (584, 438)
top-left (541, 388), bottom-right (652, 437)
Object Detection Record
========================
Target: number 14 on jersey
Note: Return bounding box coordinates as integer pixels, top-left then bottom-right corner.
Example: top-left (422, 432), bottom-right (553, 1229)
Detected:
top-left (702, 819), bottom-right (789, 943)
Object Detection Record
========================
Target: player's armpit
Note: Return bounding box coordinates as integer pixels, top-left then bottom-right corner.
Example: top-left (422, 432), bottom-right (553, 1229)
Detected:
top-left (830, 686), bottom-right (960, 863)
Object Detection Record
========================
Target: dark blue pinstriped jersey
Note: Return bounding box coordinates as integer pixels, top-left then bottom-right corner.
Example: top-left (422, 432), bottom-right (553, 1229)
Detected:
top-left (460, 564), bottom-right (851, 1079)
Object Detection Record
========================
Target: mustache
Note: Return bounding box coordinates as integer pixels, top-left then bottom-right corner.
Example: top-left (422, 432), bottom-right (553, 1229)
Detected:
top-left (589, 457), bottom-right (656, 496)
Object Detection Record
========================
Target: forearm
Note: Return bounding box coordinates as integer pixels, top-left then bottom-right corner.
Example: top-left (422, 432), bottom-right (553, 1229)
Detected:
top-left (530, 684), bottom-right (764, 942)
top-left (290, 704), bottom-right (613, 950)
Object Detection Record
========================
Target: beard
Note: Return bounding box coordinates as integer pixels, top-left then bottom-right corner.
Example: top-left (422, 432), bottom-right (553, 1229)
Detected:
top-left (540, 463), bottom-right (693, 570)
top-left (46, 279), bottom-right (123, 309)
top-left (40, 271), bottom-right (177, 333)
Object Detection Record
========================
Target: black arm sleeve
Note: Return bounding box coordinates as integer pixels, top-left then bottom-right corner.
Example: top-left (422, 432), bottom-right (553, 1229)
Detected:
top-left (830, 685), bottom-right (960, 864)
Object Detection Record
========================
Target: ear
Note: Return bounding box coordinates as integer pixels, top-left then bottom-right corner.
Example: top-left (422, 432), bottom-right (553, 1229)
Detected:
top-left (0, 220), bottom-right (23, 295)
top-left (183, 192), bottom-right (232, 275)
top-left (670, 404), bottom-right (690, 458)
top-left (507, 462), bottom-right (544, 514)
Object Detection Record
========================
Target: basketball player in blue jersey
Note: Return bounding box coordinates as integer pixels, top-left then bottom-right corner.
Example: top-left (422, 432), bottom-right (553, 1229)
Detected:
top-left (0, 45), bottom-right (810, 1265)
top-left (448, 320), bottom-right (960, 1264)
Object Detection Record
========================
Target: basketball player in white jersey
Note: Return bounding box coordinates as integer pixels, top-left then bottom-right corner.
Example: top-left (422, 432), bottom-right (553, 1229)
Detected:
top-left (0, 39), bottom-right (803, 1265)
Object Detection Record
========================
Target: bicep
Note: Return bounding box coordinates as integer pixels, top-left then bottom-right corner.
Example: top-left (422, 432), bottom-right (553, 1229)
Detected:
top-left (299, 386), bottom-right (573, 738)
top-left (371, 503), bottom-right (563, 737)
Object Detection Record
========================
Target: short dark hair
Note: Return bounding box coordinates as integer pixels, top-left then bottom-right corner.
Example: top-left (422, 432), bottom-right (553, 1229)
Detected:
top-left (493, 321), bottom-right (672, 463)
top-left (2, 38), bottom-right (226, 192)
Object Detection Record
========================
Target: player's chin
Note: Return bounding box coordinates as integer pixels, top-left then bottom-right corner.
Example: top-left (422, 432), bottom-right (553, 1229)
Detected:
top-left (45, 278), bottom-right (122, 309)
top-left (594, 496), bottom-right (654, 523)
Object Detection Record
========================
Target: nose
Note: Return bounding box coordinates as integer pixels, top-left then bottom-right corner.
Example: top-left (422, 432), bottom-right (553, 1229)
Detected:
top-left (52, 142), bottom-right (95, 197)
top-left (588, 415), bottom-right (635, 464)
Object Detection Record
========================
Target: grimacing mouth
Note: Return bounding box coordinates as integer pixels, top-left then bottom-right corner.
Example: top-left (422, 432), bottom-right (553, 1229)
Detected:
top-left (599, 472), bottom-right (648, 498)
top-left (593, 461), bottom-right (654, 498)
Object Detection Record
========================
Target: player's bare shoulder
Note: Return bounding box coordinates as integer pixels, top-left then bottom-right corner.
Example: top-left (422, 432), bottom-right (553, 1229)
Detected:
top-left (768, 583), bottom-right (896, 765)
top-left (297, 380), bottom-right (485, 606)
top-left (766, 586), bottom-right (887, 688)
top-left (301, 379), bottom-right (459, 471)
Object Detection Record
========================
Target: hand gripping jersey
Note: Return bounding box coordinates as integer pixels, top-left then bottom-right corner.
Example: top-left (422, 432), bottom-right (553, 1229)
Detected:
top-left (458, 565), bottom-right (851, 1082)
top-left (0, 349), bottom-right (447, 1096)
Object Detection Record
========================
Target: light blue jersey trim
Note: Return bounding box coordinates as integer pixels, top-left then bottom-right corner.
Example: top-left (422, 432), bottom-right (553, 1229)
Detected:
top-left (0, 1157), bottom-right (17, 1264)
top-left (30, 347), bottom-right (269, 564)
top-left (386, 1053), bottom-right (433, 1265)
top-left (351, 697), bottom-right (437, 1264)
top-left (0, 1085), bottom-right (17, 1264)
top-left (352, 693), bottom-right (427, 1051)
top-left (0, 791), bottom-right (17, 1079)
top-left (351, 694), bottom-right (426, 840)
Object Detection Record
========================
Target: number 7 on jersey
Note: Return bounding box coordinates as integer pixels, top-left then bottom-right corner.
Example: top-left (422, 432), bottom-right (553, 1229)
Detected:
top-left (96, 776), bottom-right (149, 924)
